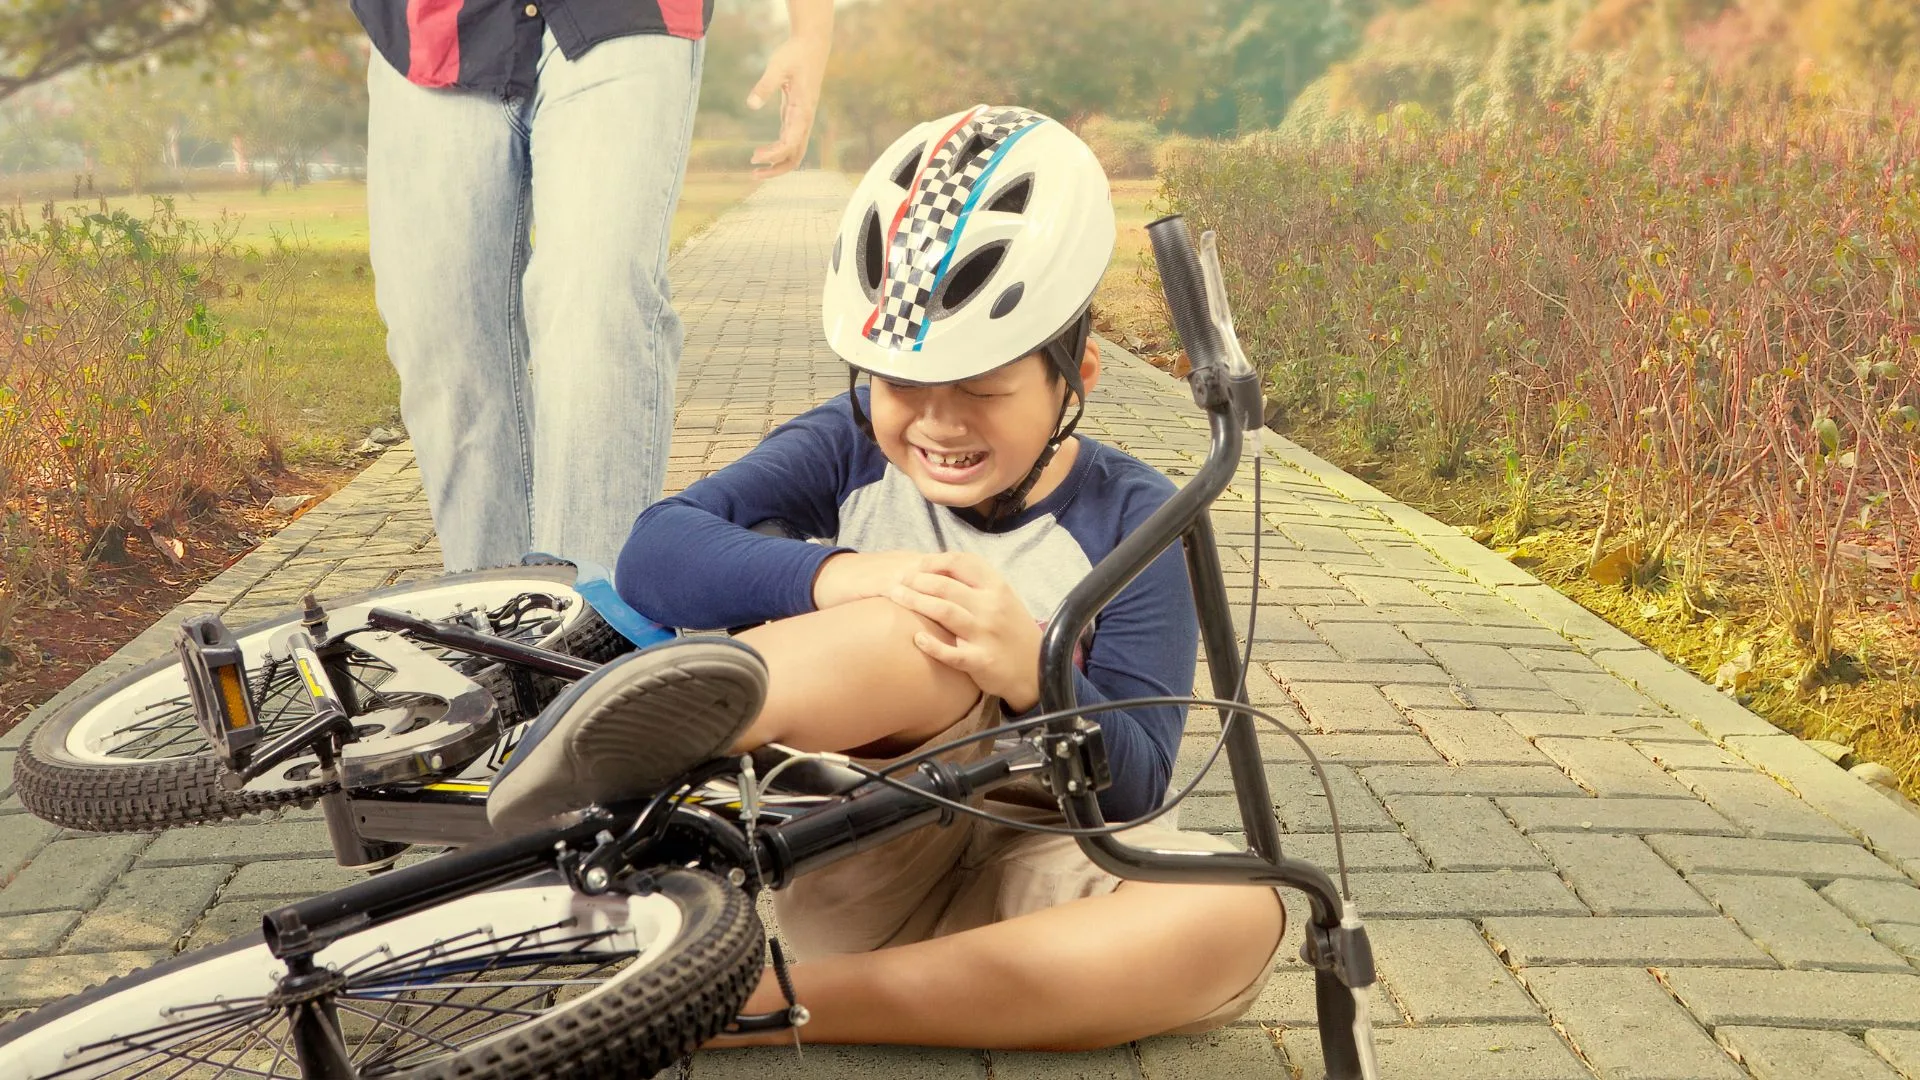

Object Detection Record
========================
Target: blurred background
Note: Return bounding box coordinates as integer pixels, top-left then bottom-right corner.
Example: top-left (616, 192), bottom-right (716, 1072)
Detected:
top-left (3, 2), bottom-right (1918, 799)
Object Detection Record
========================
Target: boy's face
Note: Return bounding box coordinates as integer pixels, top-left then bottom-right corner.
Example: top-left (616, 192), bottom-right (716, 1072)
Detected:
top-left (869, 352), bottom-right (1071, 515)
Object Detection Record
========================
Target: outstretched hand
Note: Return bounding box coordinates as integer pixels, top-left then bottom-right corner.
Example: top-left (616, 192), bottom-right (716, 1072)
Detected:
top-left (746, 28), bottom-right (831, 179)
top-left (889, 552), bottom-right (1042, 712)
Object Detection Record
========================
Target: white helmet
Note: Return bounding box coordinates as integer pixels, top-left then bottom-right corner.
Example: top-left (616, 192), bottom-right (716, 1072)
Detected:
top-left (822, 104), bottom-right (1116, 385)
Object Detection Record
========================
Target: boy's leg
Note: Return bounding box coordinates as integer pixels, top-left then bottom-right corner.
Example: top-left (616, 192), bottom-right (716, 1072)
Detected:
top-left (723, 879), bottom-right (1284, 1050)
top-left (522, 31), bottom-right (704, 570)
top-left (365, 51), bottom-right (535, 574)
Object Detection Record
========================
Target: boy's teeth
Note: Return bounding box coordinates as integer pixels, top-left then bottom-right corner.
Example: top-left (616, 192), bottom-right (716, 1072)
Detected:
top-left (930, 450), bottom-right (983, 468)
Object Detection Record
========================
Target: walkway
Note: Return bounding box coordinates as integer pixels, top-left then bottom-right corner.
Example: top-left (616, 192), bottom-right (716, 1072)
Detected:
top-left (4, 172), bottom-right (1919, 1079)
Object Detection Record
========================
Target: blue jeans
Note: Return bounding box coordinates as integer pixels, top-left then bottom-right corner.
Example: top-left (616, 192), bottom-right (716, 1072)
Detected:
top-left (366, 30), bottom-right (703, 572)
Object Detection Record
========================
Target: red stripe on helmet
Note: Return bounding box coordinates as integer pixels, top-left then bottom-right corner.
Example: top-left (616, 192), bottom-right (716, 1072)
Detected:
top-left (406, 0), bottom-right (464, 88)
top-left (659, 0), bottom-right (706, 38)
top-left (863, 106), bottom-right (980, 341)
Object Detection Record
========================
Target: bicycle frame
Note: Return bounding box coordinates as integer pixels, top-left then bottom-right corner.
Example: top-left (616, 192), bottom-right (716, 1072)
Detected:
top-left (172, 214), bottom-right (1379, 1079)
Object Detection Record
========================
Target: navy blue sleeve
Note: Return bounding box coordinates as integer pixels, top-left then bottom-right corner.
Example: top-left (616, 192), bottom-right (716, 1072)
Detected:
top-left (616, 396), bottom-right (872, 630)
top-left (1023, 456), bottom-right (1198, 822)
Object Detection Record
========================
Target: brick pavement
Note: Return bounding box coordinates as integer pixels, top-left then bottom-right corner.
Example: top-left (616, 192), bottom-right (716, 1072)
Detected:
top-left (4, 172), bottom-right (1920, 1078)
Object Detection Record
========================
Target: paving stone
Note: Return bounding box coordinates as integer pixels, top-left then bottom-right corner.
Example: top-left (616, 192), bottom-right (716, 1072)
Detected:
top-left (1383, 795), bottom-right (1548, 870)
top-left (0, 814), bottom-right (58, 887)
top-left (1346, 872), bottom-right (1585, 917)
top-left (1865, 1029), bottom-right (1920, 1075)
top-left (139, 821), bottom-right (335, 866)
top-left (184, 900), bottom-right (276, 949)
top-left (1361, 766), bottom-right (1586, 798)
top-left (1240, 917), bottom-right (1402, 1027)
top-left (1136, 1026), bottom-right (1286, 1080)
top-left (1873, 922), bottom-right (1920, 965)
top-left (1246, 642), bottom-right (1342, 664)
top-left (1717, 1027), bottom-right (1905, 1080)
top-left (1399, 622), bottom-right (1576, 649)
top-left (1534, 834), bottom-right (1715, 915)
top-left (1691, 874), bottom-right (1910, 972)
top-left (0, 950), bottom-right (167, 1008)
top-left (693, 1045), bottom-right (988, 1079)
top-left (1407, 709), bottom-right (1550, 766)
top-left (1283, 682), bottom-right (1411, 734)
top-left (1173, 764), bottom-right (1396, 835)
top-left (1503, 712), bottom-right (1703, 742)
top-left (64, 863), bottom-right (232, 952)
top-left (1424, 643), bottom-right (1549, 690)
top-left (1380, 683), bottom-right (1472, 710)
top-left (1274, 522), bottom-right (1366, 554)
top-left (1295, 604), bottom-right (1457, 625)
top-left (1436, 592), bottom-right (1548, 628)
top-left (0, 910), bottom-right (81, 959)
top-left (1451, 687), bottom-right (1583, 712)
top-left (1269, 660), bottom-right (1453, 685)
top-left (1672, 769), bottom-right (1855, 842)
top-left (1508, 648), bottom-right (1605, 673)
top-left (1366, 919), bottom-right (1539, 1022)
top-left (987, 1048), bottom-right (1140, 1079)
top-left (1661, 968), bottom-right (1920, 1028)
top-left (1821, 879), bottom-right (1920, 928)
top-left (1278, 1024), bottom-right (1587, 1080)
top-left (1647, 835), bottom-right (1905, 881)
top-left (1223, 605), bottom-right (1323, 644)
top-left (1485, 915), bottom-right (1771, 968)
top-left (221, 859), bottom-right (377, 900)
top-left (1522, 967), bottom-right (1744, 1079)
top-left (1635, 741), bottom-right (1753, 772)
top-left (1497, 797), bottom-right (1738, 837)
top-left (1261, 734), bottom-right (1444, 767)
top-left (1309, 621), bottom-right (1430, 663)
top-left (1535, 670), bottom-right (1664, 715)
top-left (1535, 738), bottom-right (1693, 799)
top-left (0, 834), bottom-right (148, 915)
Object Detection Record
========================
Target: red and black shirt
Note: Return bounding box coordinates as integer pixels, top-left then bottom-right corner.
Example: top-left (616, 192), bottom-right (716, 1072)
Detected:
top-left (352, 0), bottom-right (714, 96)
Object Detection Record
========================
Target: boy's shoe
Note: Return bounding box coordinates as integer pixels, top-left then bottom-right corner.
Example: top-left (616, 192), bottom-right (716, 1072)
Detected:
top-left (487, 638), bottom-right (769, 834)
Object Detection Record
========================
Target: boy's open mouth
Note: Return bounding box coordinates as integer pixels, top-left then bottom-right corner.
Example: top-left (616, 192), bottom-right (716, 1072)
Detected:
top-left (915, 445), bottom-right (990, 483)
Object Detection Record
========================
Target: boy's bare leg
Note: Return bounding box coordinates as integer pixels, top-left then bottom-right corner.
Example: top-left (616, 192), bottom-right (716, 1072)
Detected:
top-left (711, 880), bottom-right (1283, 1051)
top-left (729, 597), bottom-right (982, 757)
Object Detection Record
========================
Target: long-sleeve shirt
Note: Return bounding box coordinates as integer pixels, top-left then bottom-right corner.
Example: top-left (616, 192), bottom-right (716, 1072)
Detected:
top-left (617, 391), bottom-right (1199, 821)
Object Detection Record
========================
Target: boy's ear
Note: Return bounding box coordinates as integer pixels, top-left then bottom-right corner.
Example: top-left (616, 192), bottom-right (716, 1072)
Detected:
top-left (1078, 335), bottom-right (1102, 396)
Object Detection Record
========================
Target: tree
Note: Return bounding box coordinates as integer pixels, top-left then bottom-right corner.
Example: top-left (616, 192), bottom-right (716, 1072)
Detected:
top-left (1, 1), bottom-right (323, 104)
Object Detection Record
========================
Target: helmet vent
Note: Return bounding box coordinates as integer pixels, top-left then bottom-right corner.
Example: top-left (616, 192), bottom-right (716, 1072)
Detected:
top-left (857, 206), bottom-right (884, 299)
top-left (890, 144), bottom-right (925, 189)
top-left (990, 282), bottom-right (1025, 319)
top-left (955, 132), bottom-right (992, 167)
top-left (830, 233), bottom-right (842, 275)
top-left (984, 175), bottom-right (1032, 214)
top-left (933, 242), bottom-right (1006, 317)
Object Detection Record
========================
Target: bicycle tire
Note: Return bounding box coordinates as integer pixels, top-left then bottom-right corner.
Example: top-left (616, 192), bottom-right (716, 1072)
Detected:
top-left (13, 567), bottom-right (634, 832)
top-left (0, 867), bottom-right (763, 1080)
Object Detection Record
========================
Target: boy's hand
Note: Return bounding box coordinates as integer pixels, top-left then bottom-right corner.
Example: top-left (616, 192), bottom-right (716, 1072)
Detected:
top-left (890, 553), bottom-right (1042, 712)
top-left (811, 550), bottom-right (927, 609)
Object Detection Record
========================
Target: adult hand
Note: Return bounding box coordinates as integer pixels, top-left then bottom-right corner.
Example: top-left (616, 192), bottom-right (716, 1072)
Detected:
top-left (747, 1), bottom-right (834, 179)
top-left (889, 552), bottom-right (1043, 712)
top-left (811, 550), bottom-right (927, 609)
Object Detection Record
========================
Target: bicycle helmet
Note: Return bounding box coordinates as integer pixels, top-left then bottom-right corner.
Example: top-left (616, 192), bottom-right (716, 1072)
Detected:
top-left (822, 104), bottom-right (1117, 522)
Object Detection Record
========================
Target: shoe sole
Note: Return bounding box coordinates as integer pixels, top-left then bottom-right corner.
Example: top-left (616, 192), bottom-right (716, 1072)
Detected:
top-left (487, 641), bottom-right (768, 833)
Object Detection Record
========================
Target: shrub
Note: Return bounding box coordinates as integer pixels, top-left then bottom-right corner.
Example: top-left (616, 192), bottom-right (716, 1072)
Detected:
top-left (1079, 116), bottom-right (1161, 179)
top-left (0, 199), bottom-right (297, 645)
top-left (1158, 96), bottom-right (1920, 673)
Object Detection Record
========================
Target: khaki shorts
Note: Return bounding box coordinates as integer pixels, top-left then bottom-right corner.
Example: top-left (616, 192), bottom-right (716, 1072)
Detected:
top-left (773, 696), bottom-right (1286, 1035)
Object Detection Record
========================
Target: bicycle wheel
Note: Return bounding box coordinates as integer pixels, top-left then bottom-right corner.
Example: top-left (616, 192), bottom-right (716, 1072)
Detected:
top-left (0, 867), bottom-right (762, 1080)
top-left (14, 567), bottom-right (635, 832)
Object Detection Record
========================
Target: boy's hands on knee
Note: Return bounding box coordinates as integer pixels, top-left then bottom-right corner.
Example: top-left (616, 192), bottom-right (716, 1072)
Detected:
top-left (889, 553), bottom-right (1043, 713)
top-left (811, 550), bottom-right (929, 609)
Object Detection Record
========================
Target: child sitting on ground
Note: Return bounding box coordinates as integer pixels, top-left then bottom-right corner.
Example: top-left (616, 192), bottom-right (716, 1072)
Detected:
top-left (487, 104), bottom-right (1284, 1050)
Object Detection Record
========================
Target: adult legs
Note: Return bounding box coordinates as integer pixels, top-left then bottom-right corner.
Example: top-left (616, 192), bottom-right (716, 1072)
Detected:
top-left (522, 32), bottom-right (705, 569)
top-left (365, 50), bottom-right (535, 573)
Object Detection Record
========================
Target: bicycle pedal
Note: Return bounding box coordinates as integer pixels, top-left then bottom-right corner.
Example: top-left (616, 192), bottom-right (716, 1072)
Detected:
top-left (176, 614), bottom-right (263, 771)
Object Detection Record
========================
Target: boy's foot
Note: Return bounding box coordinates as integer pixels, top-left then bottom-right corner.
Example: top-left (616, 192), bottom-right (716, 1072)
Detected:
top-left (487, 638), bottom-right (769, 834)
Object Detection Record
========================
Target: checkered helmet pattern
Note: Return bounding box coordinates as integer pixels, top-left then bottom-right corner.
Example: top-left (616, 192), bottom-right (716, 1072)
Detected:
top-left (866, 106), bottom-right (1047, 351)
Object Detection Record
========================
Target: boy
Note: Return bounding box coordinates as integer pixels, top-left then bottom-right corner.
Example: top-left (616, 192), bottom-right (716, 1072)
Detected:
top-left (488, 105), bottom-right (1284, 1049)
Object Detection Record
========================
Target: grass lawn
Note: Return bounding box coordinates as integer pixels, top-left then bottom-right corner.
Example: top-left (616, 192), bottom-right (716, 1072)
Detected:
top-left (57, 173), bottom-right (761, 461)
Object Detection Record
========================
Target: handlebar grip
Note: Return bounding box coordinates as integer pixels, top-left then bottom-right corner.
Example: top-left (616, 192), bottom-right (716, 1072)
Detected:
top-left (1147, 214), bottom-right (1227, 378)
